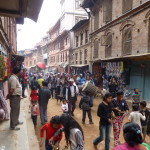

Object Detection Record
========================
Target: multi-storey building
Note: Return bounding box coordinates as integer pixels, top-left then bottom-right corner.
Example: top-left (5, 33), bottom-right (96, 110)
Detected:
top-left (82, 0), bottom-right (150, 99)
top-left (71, 19), bottom-right (91, 74)
top-left (47, 0), bottom-right (88, 73)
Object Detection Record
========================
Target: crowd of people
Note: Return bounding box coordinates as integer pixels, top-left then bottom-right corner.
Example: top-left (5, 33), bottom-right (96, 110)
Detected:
top-left (7, 66), bottom-right (150, 150)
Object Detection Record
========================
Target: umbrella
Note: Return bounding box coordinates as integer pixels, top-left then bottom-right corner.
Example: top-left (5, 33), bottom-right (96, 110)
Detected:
top-left (37, 62), bottom-right (46, 69)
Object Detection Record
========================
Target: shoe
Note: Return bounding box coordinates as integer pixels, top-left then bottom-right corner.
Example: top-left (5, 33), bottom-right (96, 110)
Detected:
top-left (82, 122), bottom-right (85, 124)
top-left (89, 121), bottom-right (94, 124)
top-left (17, 122), bottom-right (23, 125)
top-left (10, 127), bottom-right (20, 131)
top-left (44, 120), bottom-right (48, 123)
top-left (41, 123), bottom-right (45, 125)
top-left (23, 96), bottom-right (27, 98)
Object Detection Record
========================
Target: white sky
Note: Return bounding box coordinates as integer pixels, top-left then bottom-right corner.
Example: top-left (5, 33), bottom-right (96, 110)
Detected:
top-left (17, 0), bottom-right (60, 50)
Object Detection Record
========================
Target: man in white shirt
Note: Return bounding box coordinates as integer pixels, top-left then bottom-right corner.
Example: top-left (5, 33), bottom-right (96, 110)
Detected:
top-left (8, 66), bottom-right (23, 130)
top-left (66, 78), bottom-right (79, 116)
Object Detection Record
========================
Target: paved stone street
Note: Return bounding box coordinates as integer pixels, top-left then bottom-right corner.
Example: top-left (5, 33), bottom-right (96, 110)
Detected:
top-left (34, 96), bottom-right (150, 150)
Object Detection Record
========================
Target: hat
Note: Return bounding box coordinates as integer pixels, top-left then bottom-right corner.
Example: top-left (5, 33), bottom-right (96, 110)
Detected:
top-left (69, 78), bottom-right (74, 82)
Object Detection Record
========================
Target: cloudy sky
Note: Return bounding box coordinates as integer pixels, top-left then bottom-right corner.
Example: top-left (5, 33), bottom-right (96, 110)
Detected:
top-left (17, 0), bottom-right (60, 50)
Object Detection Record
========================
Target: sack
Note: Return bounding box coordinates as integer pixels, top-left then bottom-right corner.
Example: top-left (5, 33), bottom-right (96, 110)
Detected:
top-left (81, 102), bottom-right (90, 111)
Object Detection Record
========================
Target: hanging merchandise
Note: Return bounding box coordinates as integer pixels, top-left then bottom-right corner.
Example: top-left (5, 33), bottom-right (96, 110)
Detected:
top-left (0, 55), bottom-right (6, 81)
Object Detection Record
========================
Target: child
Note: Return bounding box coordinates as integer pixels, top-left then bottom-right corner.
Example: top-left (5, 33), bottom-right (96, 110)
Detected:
top-left (79, 91), bottom-right (93, 124)
top-left (61, 99), bottom-right (68, 113)
top-left (40, 116), bottom-right (62, 150)
top-left (132, 88), bottom-right (141, 105)
top-left (140, 101), bottom-right (150, 142)
top-left (128, 104), bottom-right (146, 130)
top-left (30, 86), bottom-right (38, 103)
top-left (31, 101), bottom-right (39, 127)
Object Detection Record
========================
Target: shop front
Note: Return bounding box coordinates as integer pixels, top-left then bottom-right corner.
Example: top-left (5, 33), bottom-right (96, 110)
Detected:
top-left (129, 60), bottom-right (150, 100)
top-left (70, 65), bottom-right (89, 75)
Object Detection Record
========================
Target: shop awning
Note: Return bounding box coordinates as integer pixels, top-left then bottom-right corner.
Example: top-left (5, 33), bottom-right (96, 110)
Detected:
top-left (11, 54), bottom-right (24, 62)
top-left (0, 0), bottom-right (44, 22)
top-left (37, 62), bottom-right (46, 69)
top-left (63, 62), bottom-right (69, 68)
top-left (70, 64), bottom-right (88, 67)
top-left (101, 53), bottom-right (150, 62)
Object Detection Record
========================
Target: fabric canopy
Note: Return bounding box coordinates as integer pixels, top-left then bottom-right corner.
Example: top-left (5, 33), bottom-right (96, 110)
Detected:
top-left (37, 62), bottom-right (46, 69)
top-left (0, 0), bottom-right (44, 22)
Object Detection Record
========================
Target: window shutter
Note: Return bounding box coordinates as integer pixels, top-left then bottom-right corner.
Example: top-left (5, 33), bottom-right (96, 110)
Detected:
top-left (105, 34), bottom-right (112, 58)
top-left (122, 0), bottom-right (133, 14)
top-left (122, 26), bottom-right (132, 55)
top-left (103, 0), bottom-right (112, 23)
top-left (94, 40), bottom-right (99, 58)
top-left (94, 12), bottom-right (99, 30)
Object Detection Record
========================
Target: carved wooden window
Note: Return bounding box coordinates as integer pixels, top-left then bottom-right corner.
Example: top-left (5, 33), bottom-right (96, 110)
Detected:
top-left (84, 49), bottom-right (87, 64)
top-left (148, 18), bottom-right (150, 52)
top-left (105, 33), bottom-right (112, 58)
top-left (122, 0), bottom-right (133, 14)
top-left (122, 25), bottom-right (132, 56)
top-left (94, 11), bottom-right (99, 31)
top-left (75, 53), bottom-right (78, 64)
top-left (93, 39), bottom-right (99, 58)
top-left (85, 30), bottom-right (88, 43)
top-left (80, 33), bottom-right (83, 46)
top-left (76, 36), bottom-right (79, 47)
top-left (80, 51), bottom-right (82, 64)
top-left (103, 0), bottom-right (112, 23)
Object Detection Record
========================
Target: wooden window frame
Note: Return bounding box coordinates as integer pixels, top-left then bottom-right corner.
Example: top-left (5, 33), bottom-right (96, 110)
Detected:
top-left (93, 39), bottom-right (99, 59)
top-left (80, 33), bottom-right (83, 46)
top-left (122, 25), bottom-right (132, 56)
top-left (105, 33), bottom-right (112, 58)
top-left (103, 0), bottom-right (112, 23)
top-left (76, 36), bottom-right (79, 47)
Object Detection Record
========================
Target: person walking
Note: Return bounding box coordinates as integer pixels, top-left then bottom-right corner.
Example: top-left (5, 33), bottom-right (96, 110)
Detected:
top-left (38, 81), bottom-right (51, 125)
top-left (79, 91), bottom-right (94, 124)
top-left (112, 91), bottom-right (129, 147)
top-left (66, 78), bottom-right (79, 116)
top-left (30, 76), bottom-right (39, 90)
top-left (21, 68), bottom-right (27, 98)
top-left (93, 93), bottom-right (113, 150)
top-left (8, 66), bottom-right (23, 130)
top-left (128, 104), bottom-right (145, 130)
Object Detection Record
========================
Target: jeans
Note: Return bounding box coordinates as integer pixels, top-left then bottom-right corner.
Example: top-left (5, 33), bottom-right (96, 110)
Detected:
top-left (39, 105), bottom-right (48, 124)
top-left (93, 124), bottom-right (112, 150)
top-left (45, 140), bottom-right (53, 150)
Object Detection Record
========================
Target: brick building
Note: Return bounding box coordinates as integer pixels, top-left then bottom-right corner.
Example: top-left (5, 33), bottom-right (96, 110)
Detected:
top-left (71, 19), bottom-right (91, 74)
top-left (82, 0), bottom-right (150, 99)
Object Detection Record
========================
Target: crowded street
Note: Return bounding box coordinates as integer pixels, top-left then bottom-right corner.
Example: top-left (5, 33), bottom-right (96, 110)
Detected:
top-left (0, 0), bottom-right (150, 150)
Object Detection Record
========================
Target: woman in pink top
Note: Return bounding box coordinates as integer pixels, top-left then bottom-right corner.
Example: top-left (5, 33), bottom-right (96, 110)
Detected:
top-left (113, 122), bottom-right (148, 150)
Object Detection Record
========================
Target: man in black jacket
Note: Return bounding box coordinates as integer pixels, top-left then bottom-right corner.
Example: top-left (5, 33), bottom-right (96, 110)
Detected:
top-left (38, 81), bottom-right (51, 125)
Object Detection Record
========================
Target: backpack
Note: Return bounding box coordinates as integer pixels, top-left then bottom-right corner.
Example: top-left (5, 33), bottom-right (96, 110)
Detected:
top-left (81, 97), bottom-right (91, 111)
